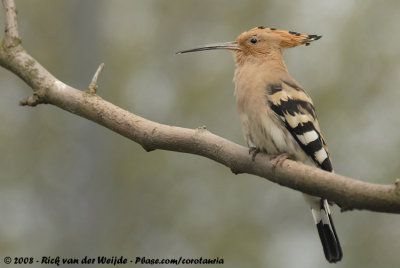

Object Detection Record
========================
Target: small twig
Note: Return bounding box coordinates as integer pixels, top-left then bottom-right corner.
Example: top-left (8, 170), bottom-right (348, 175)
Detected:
top-left (19, 94), bottom-right (42, 107)
top-left (87, 63), bottom-right (105, 94)
top-left (2, 0), bottom-right (20, 47)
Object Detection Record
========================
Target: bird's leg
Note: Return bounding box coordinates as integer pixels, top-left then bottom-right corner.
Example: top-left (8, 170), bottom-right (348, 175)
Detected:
top-left (270, 153), bottom-right (293, 167)
top-left (248, 147), bottom-right (261, 161)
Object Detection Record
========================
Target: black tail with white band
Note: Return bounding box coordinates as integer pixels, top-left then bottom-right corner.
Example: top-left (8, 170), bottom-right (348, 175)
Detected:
top-left (307, 196), bottom-right (343, 263)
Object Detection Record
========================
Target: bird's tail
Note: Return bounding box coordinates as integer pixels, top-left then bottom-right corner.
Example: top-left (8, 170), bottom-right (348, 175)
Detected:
top-left (304, 195), bottom-right (343, 263)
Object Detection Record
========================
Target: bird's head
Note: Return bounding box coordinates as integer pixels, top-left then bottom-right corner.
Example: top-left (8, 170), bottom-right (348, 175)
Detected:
top-left (177, 27), bottom-right (321, 61)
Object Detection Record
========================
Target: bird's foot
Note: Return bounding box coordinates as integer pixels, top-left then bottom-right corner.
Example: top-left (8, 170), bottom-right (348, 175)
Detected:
top-left (249, 147), bottom-right (261, 161)
top-left (270, 153), bottom-right (293, 168)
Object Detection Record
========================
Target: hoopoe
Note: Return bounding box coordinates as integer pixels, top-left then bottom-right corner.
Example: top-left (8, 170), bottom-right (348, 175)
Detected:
top-left (177, 27), bottom-right (343, 263)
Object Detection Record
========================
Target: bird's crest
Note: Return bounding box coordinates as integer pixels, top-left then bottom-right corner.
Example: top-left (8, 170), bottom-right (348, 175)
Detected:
top-left (250, 26), bottom-right (322, 47)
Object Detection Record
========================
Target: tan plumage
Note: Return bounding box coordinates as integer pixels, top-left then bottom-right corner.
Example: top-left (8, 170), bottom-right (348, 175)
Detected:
top-left (178, 26), bottom-right (342, 263)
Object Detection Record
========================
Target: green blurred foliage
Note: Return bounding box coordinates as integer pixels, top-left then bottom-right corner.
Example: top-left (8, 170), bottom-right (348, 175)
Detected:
top-left (1, 0), bottom-right (400, 267)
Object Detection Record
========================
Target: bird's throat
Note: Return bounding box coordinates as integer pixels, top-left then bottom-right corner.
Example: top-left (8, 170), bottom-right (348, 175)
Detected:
top-left (234, 50), bottom-right (287, 72)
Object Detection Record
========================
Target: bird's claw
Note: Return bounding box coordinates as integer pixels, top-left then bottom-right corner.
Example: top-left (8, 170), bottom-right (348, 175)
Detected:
top-left (249, 147), bottom-right (261, 161)
top-left (270, 153), bottom-right (292, 167)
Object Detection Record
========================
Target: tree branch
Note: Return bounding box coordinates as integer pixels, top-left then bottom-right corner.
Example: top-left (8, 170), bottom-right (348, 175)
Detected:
top-left (2, 0), bottom-right (19, 48)
top-left (1, 0), bottom-right (399, 213)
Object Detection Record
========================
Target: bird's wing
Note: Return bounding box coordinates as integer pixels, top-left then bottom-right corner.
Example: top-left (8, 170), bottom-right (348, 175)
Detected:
top-left (266, 80), bottom-right (333, 171)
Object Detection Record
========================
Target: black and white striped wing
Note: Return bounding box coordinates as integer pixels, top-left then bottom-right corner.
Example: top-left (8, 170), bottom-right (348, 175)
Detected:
top-left (267, 80), bottom-right (333, 172)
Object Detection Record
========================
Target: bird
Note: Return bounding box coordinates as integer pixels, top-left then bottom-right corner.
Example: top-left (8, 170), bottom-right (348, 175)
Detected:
top-left (177, 26), bottom-right (342, 263)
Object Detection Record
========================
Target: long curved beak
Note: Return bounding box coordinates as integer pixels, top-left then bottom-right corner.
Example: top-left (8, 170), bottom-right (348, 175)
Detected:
top-left (176, 41), bottom-right (240, 54)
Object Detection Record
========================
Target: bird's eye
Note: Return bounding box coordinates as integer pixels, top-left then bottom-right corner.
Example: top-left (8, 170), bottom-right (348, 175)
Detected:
top-left (250, 38), bottom-right (258, 44)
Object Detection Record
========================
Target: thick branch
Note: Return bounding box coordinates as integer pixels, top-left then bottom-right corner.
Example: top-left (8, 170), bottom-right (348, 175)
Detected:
top-left (1, 0), bottom-right (399, 214)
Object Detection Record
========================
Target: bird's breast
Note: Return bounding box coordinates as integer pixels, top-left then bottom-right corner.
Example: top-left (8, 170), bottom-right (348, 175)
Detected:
top-left (233, 65), bottom-right (311, 163)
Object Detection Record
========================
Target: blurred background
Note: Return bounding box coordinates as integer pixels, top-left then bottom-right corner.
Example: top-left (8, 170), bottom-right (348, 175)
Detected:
top-left (1, 0), bottom-right (400, 267)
